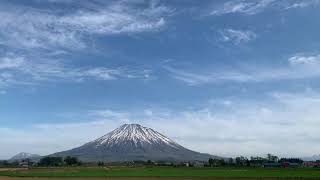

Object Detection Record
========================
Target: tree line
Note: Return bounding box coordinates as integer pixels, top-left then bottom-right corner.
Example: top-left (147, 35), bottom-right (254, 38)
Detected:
top-left (1, 153), bottom-right (316, 168)
top-left (208, 154), bottom-right (305, 167)
top-left (0, 156), bottom-right (82, 167)
top-left (38, 156), bottom-right (82, 166)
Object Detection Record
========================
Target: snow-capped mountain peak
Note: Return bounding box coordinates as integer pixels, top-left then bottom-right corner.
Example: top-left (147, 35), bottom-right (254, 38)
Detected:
top-left (9, 152), bottom-right (40, 161)
top-left (52, 123), bottom-right (219, 162)
top-left (94, 124), bottom-right (180, 148)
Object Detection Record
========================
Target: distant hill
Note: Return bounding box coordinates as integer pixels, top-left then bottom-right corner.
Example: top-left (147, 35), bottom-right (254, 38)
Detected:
top-left (9, 152), bottom-right (41, 161)
top-left (52, 124), bottom-right (220, 162)
top-left (302, 154), bottom-right (320, 161)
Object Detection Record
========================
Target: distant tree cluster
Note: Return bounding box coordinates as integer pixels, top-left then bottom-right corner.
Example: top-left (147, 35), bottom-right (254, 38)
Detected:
top-left (64, 156), bottom-right (81, 166)
top-left (97, 161), bottom-right (105, 166)
top-left (86, 154), bottom-right (308, 168)
top-left (279, 158), bottom-right (303, 164)
top-left (38, 156), bottom-right (81, 167)
top-left (2, 153), bottom-right (317, 169)
top-left (208, 158), bottom-right (225, 167)
top-left (0, 160), bottom-right (17, 167)
top-left (38, 157), bottom-right (63, 166)
top-left (206, 154), bottom-right (307, 168)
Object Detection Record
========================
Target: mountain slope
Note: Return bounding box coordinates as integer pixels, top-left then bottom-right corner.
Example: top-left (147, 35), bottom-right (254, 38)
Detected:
top-left (9, 152), bottom-right (40, 161)
top-left (302, 154), bottom-right (320, 161)
top-left (52, 124), bottom-right (218, 162)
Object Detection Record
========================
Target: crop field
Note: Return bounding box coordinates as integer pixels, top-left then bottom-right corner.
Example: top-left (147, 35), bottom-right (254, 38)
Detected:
top-left (0, 167), bottom-right (320, 179)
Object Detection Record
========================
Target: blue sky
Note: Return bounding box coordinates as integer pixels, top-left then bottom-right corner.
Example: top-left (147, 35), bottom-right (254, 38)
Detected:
top-left (1, 0), bottom-right (320, 159)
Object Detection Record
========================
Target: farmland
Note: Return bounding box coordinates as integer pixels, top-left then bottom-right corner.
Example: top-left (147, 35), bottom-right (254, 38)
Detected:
top-left (0, 166), bottom-right (320, 179)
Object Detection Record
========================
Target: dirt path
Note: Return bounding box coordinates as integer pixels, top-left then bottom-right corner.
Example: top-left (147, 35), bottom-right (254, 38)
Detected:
top-left (0, 177), bottom-right (207, 180)
top-left (0, 178), bottom-right (224, 180)
top-left (0, 177), bottom-right (307, 180)
top-left (0, 169), bottom-right (28, 172)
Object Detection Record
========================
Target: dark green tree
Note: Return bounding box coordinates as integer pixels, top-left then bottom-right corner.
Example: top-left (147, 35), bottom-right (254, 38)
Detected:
top-left (64, 156), bottom-right (80, 166)
top-left (208, 158), bottom-right (214, 166)
top-left (208, 158), bottom-right (225, 167)
top-left (235, 156), bottom-right (248, 166)
top-left (97, 161), bottom-right (105, 166)
top-left (39, 157), bottom-right (63, 166)
top-left (266, 154), bottom-right (279, 162)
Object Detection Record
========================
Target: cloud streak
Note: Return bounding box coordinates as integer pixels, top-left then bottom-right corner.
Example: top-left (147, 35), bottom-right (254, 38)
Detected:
top-left (0, 1), bottom-right (172, 51)
top-left (0, 53), bottom-right (152, 87)
top-left (219, 29), bottom-right (257, 45)
top-left (165, 54), bottom-right (320, 85)
top-left (210, 0), bottom-right (319, 16)
top-left (211, 0), bottom-right (276, 15)
top-left (0, 1), bottom-right (165, 89)
top-left (288, 54), bottom-right (320, 66)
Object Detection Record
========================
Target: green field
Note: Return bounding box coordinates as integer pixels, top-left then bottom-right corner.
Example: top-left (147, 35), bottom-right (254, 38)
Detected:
top-left (1, 167), bottom-right (320, 178)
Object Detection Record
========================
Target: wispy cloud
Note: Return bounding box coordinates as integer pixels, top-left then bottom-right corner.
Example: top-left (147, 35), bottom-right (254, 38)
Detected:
top-left (219, 29), bottom-right (257, 45)
top-left (284, 0), bottom-right (320, 9)
top-left (288, 54), bottom-right (320, 66)
top-left (0, 9), bottom-right (85, 50)
top-left (164, 66), bottom-right (255, 85)
top-left (210, 0), bottom-right (319, 16)
top-left (59, 3), bottom-right (168, 35)
top-left (0, 1), bottom-right (172, 51)
top-left (0, 53), bottom-right (152, 87)
top-left (0, 56), bottom-right (25, 69)
top-left (165, 53), bottom-right (320, 85)
top-left (0, 1), bottom-right (165, 88)
top-left (211, 0), bottom-right (276, 16)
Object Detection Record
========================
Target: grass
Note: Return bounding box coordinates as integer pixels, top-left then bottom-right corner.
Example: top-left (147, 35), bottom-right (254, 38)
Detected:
top-left (1, 166), bottom-right (320, 178)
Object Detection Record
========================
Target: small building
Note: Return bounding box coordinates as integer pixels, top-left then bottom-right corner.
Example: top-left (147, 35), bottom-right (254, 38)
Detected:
top-left (263, 162), bottom-right (282, 168)
top-left (303, 161), bottom-right (320, 168)
top-left (19, 160), bottom-right (30, 168)
top-left (172, 162), bottom-right (190, 167)
top-left (282, 162), bottom-right (300, 168)
top-left (193, 161), bottom-right (205, 167)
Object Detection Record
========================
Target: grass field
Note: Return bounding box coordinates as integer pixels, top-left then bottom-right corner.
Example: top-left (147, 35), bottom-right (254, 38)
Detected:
top-left (1, 166), bottom-right (320, 178)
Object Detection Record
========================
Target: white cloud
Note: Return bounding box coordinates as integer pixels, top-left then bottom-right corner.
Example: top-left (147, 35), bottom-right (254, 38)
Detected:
top-left (211, 0), bottom-right (276, 16)
top-left (165, 53), bottom-right (320, 85)
top-left (0, 56), bottom-right (25, 69)
top-left (0, 123), bottom-right (114, 159)
top-left (89, 109), bottom-right (129, 120)
top-left (59, 9), bottom-right (166, 35)
top-left (288, 54), bottom-right (320, 66)
top-left (284, 0), bottom-right (320, 9)
top-left (0, 1), bottom-right (166, 88)
top-left (0, 10), bottom-right (85, 50)
top-left (76, 68), bottom-right (121, 81)
top-left (0, 1), bottom-right (172, 51)
top-left (219, 29), bottom-right (257, 45)
top-left (164, 66), bottom-right (255, 85)
top-left (1, 90), bottom-right (320, 159)
top-left (0, 54), bottom-right (152, 87)
top-left (210, 0), bottom-right (319, 16)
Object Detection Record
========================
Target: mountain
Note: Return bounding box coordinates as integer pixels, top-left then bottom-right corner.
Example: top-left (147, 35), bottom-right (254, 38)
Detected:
top-left (52, 124), bottom-right (219, 162)
top-left (9, 152), bottom-right (41, 161)
top-left (302, 154), bottom-right (320, 161)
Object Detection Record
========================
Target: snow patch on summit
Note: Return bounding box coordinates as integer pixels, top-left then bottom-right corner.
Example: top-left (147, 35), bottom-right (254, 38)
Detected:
top-left (93, 124), bottom-right (180, 148)
top-left (9, 152), bottom-right (40, 161)
top-left (51, 123), bottom-right (219, 162)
